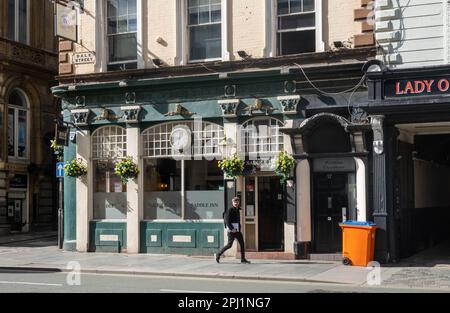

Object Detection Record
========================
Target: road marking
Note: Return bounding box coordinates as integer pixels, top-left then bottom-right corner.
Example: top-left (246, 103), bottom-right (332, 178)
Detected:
top-left (0, 281), bottom-right (63, 287)
top-left (160, 289), bottom-right (220, 293)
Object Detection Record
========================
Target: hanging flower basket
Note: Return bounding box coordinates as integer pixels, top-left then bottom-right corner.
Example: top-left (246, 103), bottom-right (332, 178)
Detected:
top-left (272, 151), bottom-right (295, 184)
top-left (64, 159), bottom-right (88, 178)
top-left (218, 153), bottom-right (245, 179)
top-left (50, 139), bottom-right (64, 162)
top-left (242, 161), bottom-right (257, 177)
top-left (114, 157), bottom-right (139, 184)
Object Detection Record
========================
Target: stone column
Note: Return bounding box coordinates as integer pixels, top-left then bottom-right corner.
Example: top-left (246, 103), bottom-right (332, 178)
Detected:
top-left (76, 129), bottom-right (91, 252)
top-left (295, 159), bottom-right (311, 258)
top-left (126, 127), bottom-right (141, 253)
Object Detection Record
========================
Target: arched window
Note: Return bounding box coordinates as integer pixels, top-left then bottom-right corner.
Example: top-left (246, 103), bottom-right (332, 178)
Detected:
top-left (8, 89), bottom-right (29, 159)
top-left (91, 126), bottom-right (127, 220)
top-left (141, 121), bottom-right (225, 221)
top-left (241, 117), bottom-right (284, 158)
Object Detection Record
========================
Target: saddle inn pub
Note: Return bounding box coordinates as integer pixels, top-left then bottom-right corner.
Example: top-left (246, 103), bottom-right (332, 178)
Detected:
top-left (52, 47), bottom-right (440, 263)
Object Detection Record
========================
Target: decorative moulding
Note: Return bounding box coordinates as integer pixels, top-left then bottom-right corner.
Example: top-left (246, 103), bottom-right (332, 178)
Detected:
top-left (71, 109), bottom-right (91, 126)
top-left (277, 95), bottom-right (301, 114)
top-left (218, 99), bottom-right (240, 117)
top-left (120, 105), bottom-right (141, 123)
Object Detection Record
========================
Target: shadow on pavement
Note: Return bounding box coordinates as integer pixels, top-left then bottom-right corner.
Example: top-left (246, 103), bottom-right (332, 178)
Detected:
top-left (0, 267), bottom-right (62, 274)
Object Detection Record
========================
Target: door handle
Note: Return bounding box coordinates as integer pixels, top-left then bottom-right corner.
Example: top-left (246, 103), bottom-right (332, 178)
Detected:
top-left (327, 217), bottom-right (332, 222)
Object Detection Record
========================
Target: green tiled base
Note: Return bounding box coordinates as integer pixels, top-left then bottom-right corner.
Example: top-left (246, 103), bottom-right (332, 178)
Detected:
top-left (140, 222), bottom-right (224, 255)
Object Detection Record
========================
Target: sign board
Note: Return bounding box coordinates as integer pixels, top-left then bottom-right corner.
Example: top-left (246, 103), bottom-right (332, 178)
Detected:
top-left (313, 158), bottom-right (356, 173)
top-left (56, 162), bottom-right (65, 178)
top-left (55, 124), bottom-right (69, 147)
top-left (9, 175), bottom-right (28, 189)
top-left (72, 52), bottom-right (95, 65)
top-left (56, 3), bottom-right (78, 42)
top-left (385, 76), bottom-right (450, 98)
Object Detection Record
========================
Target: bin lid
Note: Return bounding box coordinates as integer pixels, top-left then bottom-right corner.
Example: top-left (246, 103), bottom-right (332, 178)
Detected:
top-left (340, 221), bottom-right (376, 227)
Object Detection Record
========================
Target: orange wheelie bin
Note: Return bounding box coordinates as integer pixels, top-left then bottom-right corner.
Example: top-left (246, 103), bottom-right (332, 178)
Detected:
top-left (339, 221), bottom-right (377, 267)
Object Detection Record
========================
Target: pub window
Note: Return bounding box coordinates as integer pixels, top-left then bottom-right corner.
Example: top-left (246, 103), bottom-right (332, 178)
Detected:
top-left (188, 0), bottom-right (222, 62)
top-left (7, 89), bottom-right (29, 160)
top-left (277, 0), bottom-right (316, 55)
top-left (92, 126), bottom-right (127, 220)
top-left (241, 117), bottom-right (284, 159)
top-left (7, 0), bottom-right (29, 44)
top-left (142, 121), bottom-right (225, 220)
top-left (107, 0), bottom-right (138, 71)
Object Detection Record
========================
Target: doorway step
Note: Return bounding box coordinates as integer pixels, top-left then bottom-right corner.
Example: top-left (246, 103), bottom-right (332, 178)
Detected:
top-left (309, 253), bottom-right (343, 262)
top-left (238, 252), bottom-right (296, 260)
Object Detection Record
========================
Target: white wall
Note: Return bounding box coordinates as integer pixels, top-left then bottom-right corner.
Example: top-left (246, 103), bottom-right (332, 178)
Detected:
top-left (375, 0), bottom-right (446, 69)
top-left (414, 158), bottom-right (450, 208)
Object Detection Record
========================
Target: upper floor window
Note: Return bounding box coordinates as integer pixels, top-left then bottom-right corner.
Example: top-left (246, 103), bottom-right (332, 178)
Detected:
top-left (188, 0), bottom-right (222, 62)
top-left (107, 0), bottom-right (137, 71)
top-left (7, 0), bottom-right (28, 44)
top-left (277, 0), bottom-right (316, 55)
top-left (8, 89), bottom-right (29, 160)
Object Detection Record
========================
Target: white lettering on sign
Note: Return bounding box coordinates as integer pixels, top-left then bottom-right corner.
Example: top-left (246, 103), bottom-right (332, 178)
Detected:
top-left (207, 236), bottom-right (215, 243)
top-left (173, 235), bottom-right (192, 243)
top-left (72, 52), bottom-right (95, 65)
top-left (150, 235), bottom-right (158, 242)
top-left (100, 234), bottom-right (119, 242)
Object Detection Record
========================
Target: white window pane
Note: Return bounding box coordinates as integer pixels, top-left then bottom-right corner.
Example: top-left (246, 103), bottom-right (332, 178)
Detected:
top-left (211, 4), bottom-right (221, 23)
top-left (18, 0), bottom-right (28, 44)
top-left (279, 13), bottom-right (315, 30)
top-left (128, 14), bottom-right (137, 32)
top-left (18, 110), bottom-right (27, 157)
top-left (109, 33), bottom-right (137, 62)
top-left (117, 15), bottom-right (128, 33)
top-left (118, 0), bottom-right (127, 16)
top-left (277, 0), bottom-right (289, 15)
top-left (107, 18), bottom-right (117, 34)
top-left (8, 109), bottom-right (15, 157)
top-left (189, 7), bottom-right (199, 25)
top-left (199, 0), bottom-right (209, 6)
top-left (199, 5), bottom-right (210, 24)
top-left (290, 0), bottom-right (302, 13)
top-left (303, 0), bottom-right (315, 12)
top-left (128, 0), bottom-right (137, 14)
top-left (7, 0), bottom-right (15, 40)
top-left (189, 24), bottom-right (221, 60)
top-left (107, 0), bottom-right (118, 17)
top-left (189, 0), bottom-right (199, 8)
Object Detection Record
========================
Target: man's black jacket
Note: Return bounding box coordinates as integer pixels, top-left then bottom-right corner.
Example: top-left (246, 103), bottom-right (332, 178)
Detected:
top-left (223, 206), bottom-right (241, 232)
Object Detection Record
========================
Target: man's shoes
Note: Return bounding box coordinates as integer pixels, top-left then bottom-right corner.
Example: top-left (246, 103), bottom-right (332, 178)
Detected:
top-left (241, 259), bottom-right (251, 264)
top-left (214, 253), bottom-right (220, 264)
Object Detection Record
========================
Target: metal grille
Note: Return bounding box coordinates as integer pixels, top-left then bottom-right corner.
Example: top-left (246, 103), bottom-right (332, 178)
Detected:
top-left (92, 126), bottom-right (127, 160)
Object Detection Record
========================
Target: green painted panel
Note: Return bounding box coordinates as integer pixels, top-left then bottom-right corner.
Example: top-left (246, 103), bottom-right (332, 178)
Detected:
top-left (145, 229), bottom-right (162, 247)
top-left (90, 222), bottom-right (127, 253)
top-left (200, 230), bottom-right (220, 248)
top-left (167, 229), bottom-right (197, 248)
top-left (140, 222), bottom-right (224, 255)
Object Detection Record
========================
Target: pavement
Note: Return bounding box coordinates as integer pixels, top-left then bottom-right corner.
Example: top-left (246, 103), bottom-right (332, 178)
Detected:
top-left (0, 232), bottom-right (449, 291)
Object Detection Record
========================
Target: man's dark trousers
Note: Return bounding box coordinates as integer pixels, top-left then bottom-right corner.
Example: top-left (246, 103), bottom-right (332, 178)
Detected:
top-left (218, 231), bottom-right (246, 260)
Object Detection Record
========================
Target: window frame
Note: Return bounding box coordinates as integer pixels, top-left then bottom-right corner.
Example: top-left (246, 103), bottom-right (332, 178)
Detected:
top-left (91, 126), bottom-right (128, 221)
top-left (104, 0), bottom-right (142, 71)
top-left (187, 0), bottom-right (223, 63)
top-left (7, 89), bottom-right (30, 162)
top-left (275, 0), bottom-right (324, 56)
top-left (142, 121), bottom-right (225, 221)
top-left (7, 0), bottom-right (30, 45)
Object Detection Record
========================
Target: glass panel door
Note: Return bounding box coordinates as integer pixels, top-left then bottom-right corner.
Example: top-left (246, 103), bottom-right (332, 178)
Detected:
top-left (244, 177), bottom-right (257, 251)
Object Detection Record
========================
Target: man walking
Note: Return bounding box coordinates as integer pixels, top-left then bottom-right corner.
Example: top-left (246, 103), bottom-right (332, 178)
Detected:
top-left (215, 197), bottom-right (251, 264)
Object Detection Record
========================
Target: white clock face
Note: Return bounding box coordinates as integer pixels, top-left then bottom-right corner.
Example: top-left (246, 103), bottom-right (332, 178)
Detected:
top-left (170, 127), bottom-right (191, 151)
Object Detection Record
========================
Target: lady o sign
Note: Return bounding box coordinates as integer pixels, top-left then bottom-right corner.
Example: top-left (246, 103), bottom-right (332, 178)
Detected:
top-left (385, 76), bottom-right (450, 98)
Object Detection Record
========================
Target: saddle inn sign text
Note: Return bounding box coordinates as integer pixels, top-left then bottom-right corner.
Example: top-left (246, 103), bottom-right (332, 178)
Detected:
top-left (385, 76), bottom-right (450, 98)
